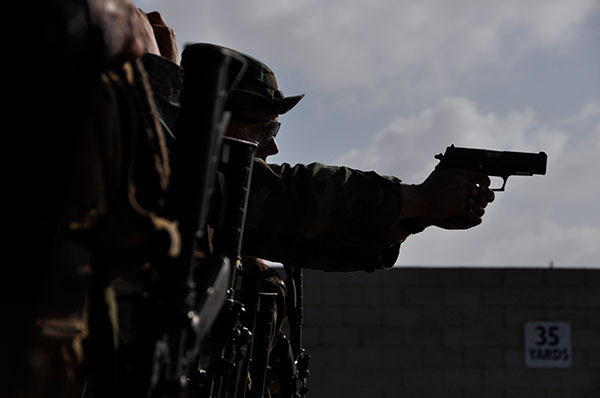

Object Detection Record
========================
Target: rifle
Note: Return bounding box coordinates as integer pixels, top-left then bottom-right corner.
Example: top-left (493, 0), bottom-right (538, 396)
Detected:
top-left (284, 265), bottom-right (310, 398)
top-left (144, 43), bottom-right (249, 397)
top-left (247, 291), bottom-right (278, 398)
top-left (196, 136), bottom-right (258, 398)
top-left (434, 144), bottom-right (548, 191)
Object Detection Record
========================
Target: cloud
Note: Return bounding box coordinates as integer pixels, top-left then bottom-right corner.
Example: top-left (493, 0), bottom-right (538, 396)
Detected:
top-left (337, 97), bottom-right (599, 267)
top-left (181, 0), bottom-right (599, 97)
top-left (336, 96), bottom-right (565, 180)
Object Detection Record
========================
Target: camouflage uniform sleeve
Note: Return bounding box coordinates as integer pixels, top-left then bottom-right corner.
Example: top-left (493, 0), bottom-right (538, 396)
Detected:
top-left (242, 159), bottom-right (404, 272)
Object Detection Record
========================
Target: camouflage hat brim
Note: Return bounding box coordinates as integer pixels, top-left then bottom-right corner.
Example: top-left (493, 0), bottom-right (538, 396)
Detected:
top-left (229, 89), bottom-right (304, 115)
top-left (181, 42), bottom-right (304, 115)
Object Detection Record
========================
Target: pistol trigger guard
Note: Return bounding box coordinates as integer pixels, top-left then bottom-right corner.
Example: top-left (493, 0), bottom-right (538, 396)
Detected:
top-left (492, 177), bottom-right (508, 192)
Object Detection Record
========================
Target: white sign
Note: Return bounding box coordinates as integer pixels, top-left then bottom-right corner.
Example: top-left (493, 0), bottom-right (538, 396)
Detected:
top-left (524, 322), bottom-right (572, 368)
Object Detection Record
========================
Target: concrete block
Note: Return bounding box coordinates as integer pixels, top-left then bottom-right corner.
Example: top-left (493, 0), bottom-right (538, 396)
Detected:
top-left (560, 370), bottom-right (600, 390)
top-left (461, 268), bottom-right (504, 287)
top-left (304, 307), bottom-right (342, 326)
top-left (444, 327), bottom-right (485, 347)
top-left (572, 328), bottom-right (600, 349)
top-left (464, 347), bottom-right (505, 367)
top-left (483, 369), bottom-right (530, 388)
top-left (319, 386), bottom-right (385, 398)
top-left (360, 367), bottom-right (399, 386)
top-left (404, 327), bottom-right (442, 347)
top-left (584, 270), bottom-right (600, 287)
top-left (484, 369), bottom-right (600, 389)
top-left (342, 307), bottom-right (382, 326)
top-left (310, 365), bottom-right (363, 388)
top-left (426, 347), bottom-right (464, 367)
top-left (362, 285), bottom-right (403, 306)
top-left (302, 326), bottom-right (320, 346)
top-left (444, 287), bottom-right (482, 307)
top-left (584, 288), bottom-right (600, 306)
top-left (404, 287), bottom-right (444, 306)
top-left (384, 387), bottom-right (420, 398)
top-left (342, 347), bottom-right (385, 367)
top-left (504, 269), bottom-right (545, 286)
top-left (339, 270), bottom-right (381, 286)
top-left (485, 326), bottom-right (522, 347)
top-left (361, 326), bottom-right (405, 347)
top-left (464, 308), bottom-right (504, 327)
top-left (464, 389), bottom-right (504, 398)
top-left (381, 346), bottom-right (426, 367)
top-left (485, 288), bottom-right (569, 307)
top-left (587, 309), bottom-right (600, 328)
top-left (321, 326), bottom-right (360, 347)
top-left (505, 307), bottom-right (545, 326)
top-left (422, 307), bottom-right (463, 326)
top-left (545, 269), bottom-right (588, 287)
top-left (377, 268), bottom-right (462, 287)
top-left (505, 348), bottom-right (527, 369)
top-left (305, 346), bottom-right (343, 367)
top-left (420, 388), bottom-right (464, 398)
top-left (444, 368), bottom-right (482, 388)
top-left (563, 288), bottom-right (589, 307)
top-left (382, 307), bottom-right (422, 326)
top-left (378, 268), bottom-right (423, 286)
top-left (544, 308), bottom-right (588, 327)
top-left (415, 268), bottom-right (463, 287)
top-left (570, 349), bottom-right (591, 369)
top-left (587, 349), bottom-right (600, 368)
top-left (504, 389), bottom-right (547, 398)
top-left (403, 369), bottom-right (444, 387)
top-left (444, 326), bottom-right (520, 347)
top-left (547, 391), bottom-right (600, 398)
top-left (302, 284), bottom-right (323, 305)
top-left (565, 288), bottom-right (592, 307)
top-left (321, 284), bottom-right (363, 306)
top-left (303, 269), bottom-right (340, 286)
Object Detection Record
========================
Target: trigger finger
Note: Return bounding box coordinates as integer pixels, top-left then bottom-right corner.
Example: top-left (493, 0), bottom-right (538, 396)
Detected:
top-left (474, 173), bottom-right (491, 188)
top-left (146, 11), bottom-right (167, 26)
top-left (479, 185), bottom-right (495, 202)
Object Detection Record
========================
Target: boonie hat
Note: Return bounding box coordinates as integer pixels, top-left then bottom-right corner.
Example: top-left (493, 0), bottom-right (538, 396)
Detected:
top-left (182, 43), bottom-right (304, 115)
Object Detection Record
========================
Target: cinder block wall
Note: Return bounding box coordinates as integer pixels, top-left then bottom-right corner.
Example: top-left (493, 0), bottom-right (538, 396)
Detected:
top-left (297, 268), bottom-right (600, 398)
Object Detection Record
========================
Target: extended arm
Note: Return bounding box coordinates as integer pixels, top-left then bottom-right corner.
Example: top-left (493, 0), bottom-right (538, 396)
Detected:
top-left (242, 160), bottom-right (494, 271)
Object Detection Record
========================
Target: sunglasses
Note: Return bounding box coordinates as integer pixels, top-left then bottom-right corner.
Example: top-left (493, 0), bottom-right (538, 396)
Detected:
top-left (233, 116), bottom-right (281, 147)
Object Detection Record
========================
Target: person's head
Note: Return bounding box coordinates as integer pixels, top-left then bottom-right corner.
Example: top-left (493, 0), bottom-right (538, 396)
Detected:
top-left (225, 46), bottom-right (303, 160)
top-left (184, 43), bottom-right (304, 161)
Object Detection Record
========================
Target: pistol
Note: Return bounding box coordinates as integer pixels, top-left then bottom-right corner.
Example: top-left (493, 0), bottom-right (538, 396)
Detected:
top-left (434, 145), bottom-right (547, 191)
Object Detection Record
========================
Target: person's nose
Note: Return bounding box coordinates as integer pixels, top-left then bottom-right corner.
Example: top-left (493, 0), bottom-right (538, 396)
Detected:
top-left (269, 138), bottom-right (280, 156)
top-left (257, 138), bottom-right (279, 160)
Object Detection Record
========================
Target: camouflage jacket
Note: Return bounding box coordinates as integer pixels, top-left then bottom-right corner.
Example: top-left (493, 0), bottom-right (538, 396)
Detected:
top-left (243, 160), bottom-right (404, 272)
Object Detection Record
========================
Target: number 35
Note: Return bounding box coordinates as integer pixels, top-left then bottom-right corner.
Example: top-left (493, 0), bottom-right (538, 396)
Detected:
top-left (535, 326), bottom-right (559, 346)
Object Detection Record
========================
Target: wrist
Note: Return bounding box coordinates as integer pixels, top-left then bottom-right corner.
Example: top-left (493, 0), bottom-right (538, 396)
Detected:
top-left (397, 217), bottom-right (428, 234)
top-left (400, 183), bottom-right (428, 218)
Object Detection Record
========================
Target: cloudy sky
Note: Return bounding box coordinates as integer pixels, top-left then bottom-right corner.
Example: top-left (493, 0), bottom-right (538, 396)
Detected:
top-left (135, 0), bottom-right (599, 268)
